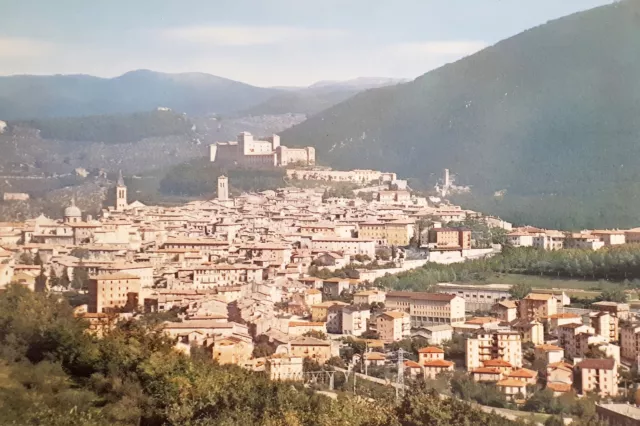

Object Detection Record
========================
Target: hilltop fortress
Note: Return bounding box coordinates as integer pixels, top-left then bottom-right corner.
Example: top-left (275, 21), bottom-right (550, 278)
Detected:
top-left (210, 132), bottom-right (315, 168)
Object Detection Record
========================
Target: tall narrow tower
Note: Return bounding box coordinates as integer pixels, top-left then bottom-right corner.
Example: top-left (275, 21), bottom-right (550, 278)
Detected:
top-left (116, 170), bottom-right (128, 211)
top-left (217, 175), bottom-right (229, 201)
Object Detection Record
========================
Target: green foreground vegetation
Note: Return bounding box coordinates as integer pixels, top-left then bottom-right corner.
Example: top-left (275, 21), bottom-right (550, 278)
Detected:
top-left (0, 284), bottom-right (526, 426)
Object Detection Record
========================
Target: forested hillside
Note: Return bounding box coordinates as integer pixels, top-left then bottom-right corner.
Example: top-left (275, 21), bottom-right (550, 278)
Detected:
top-left (14, 110), bottom-right (193, 144)
top-left (281, 0), bottom-right (640, 229)
top-left (0, 70), bottom-right (278, 120)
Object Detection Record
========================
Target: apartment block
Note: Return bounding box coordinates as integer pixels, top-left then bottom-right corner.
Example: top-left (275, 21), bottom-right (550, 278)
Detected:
top-left (466, 330), bottom-right (523, 371)
top-left (518, 293), bottom-right (557, 321)
top-left (590, 311), bottom-right (619, 343)
top-left (620, 323), bottom-right (640, 361)
top-left (376, 311), bottom-right (411, 342)
top-left (88, 273), bottom-right (141, 313)
top-left (342, 305), bottom-right (371, 336)
top-left (576, 358), bottom-right (619, 397)
top-left (386, 291), bottom-right (465, 327)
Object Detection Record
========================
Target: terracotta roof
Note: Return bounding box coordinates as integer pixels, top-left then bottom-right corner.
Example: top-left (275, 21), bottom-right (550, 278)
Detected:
top-left (548, 362), bottom-right (574, 371)
top-left (482, 359), bottom-right (513, 368)
top-left (496, 379), bottom-right (527, 387)
top-left (380, 311), bottom-right (408, 319)
top-left (404, 360), bottom-right (422, 368)
top-left (548, 313), bottom-right (581, 319)
top-left (466, 317), bottom-right (499, 325)
top-left (472, 367), bottom-right (502, 374)
top-left (423, 359), bottom-right (454, 367)
top-left (496, 300), bottom-right (517, 309)
top-left (536, 344), bottom-right (563, 352)
top-left (364, 352), bottom-right (386, 361)
top-left (508, 368), bottom-right (538, 379)
top-left (546, 383), bottom-right (572, 392)
top-left (576, 358), bottom-right (616, 370)
top-left (92, 273), bottom-right (140, 280)
top-left (523, 293), bottom-right (553, 301)
top-left (289, 321), bottom-right (325, 327)
top-left (418, 346), bottom-right (444, 354)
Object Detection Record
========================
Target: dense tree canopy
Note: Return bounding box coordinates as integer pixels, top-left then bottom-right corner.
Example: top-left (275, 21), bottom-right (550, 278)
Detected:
top-left (375, 246), bottom-right (640, 292)
top-left (0, 284), bottom-right (521, 425)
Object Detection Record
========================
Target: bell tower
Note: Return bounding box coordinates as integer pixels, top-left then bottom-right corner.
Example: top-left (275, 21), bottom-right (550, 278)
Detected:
top-left (116, 170), bottom-right (127, 211)
top-left (217, 175), bottom-right (229, 201)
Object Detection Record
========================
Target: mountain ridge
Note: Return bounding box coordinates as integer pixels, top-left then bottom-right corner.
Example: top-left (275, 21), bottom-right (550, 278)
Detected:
top-left (280, 0), bottom-right (640, 229)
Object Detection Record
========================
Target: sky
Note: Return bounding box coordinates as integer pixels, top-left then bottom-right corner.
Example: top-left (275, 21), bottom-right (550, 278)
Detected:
top-left (0, 0), bottom-right (613, 87)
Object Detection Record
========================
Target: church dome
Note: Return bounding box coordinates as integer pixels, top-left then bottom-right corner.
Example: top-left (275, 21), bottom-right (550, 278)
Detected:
top-left (64, 199), bottom-right (81, 217)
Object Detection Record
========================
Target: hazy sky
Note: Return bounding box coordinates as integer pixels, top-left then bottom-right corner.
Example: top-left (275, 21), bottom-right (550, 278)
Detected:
top-left (0, 0), bottom-right (612, 87)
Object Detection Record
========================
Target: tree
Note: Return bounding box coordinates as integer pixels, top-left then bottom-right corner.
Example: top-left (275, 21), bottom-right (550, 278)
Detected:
top-left (72, 263), bottom-right (90, 290)
top-left (596, 287), bottom-right (627, 303)
top-left (361, 330), bottom-right (380, 339)
top-left (34, 267), bottom-right (48, 293)
top-left (59, 268), bottom-right (71, 289)
top-left (33, 252), bottom-right (43, 266)
top-left (70, 248), bottom-right (90, 260)
top-left (49, 267), bottom-right (59, 288)
top-left (509, 282), bottom-right (532, 300)
top-left (19, 252), bottom-right (34, 265)
top-left (302, 330), bottom-right (328, 340)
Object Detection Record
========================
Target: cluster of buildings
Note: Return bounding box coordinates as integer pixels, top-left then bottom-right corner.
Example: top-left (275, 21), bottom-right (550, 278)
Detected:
top-left (507, 226), bottom-right (640, 251)
top-left (210, 132), bottom-right (315, 168)
top-left (0, 165), bottom-right (510, 382)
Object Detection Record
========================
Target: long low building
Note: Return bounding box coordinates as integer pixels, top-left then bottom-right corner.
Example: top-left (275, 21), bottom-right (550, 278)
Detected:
top-left (435, 283), bottom-right (512, 312)
top-left (385, 291), bottom-right (466, 327)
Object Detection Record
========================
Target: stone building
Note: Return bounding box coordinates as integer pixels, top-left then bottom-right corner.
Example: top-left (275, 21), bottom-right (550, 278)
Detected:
top-left (210, 132), bottom-right (315, 168)
top-left (88, 273), bottom-right (140, 313)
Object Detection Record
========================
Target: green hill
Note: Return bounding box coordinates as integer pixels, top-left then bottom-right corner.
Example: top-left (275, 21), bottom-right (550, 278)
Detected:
top-left (281, 0), bottom-right (640, 229)
top-left (0, 70), bottom-right (279, 120)
top-left (13, 110), bottom-right (193, 144)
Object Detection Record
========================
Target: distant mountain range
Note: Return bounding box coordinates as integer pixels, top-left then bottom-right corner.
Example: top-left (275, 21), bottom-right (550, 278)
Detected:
top-left (281, 0), bottom-right (640, 229)
top-left (0, 70), bottom-right (405, 120)
top-left (241, 77), bottom-right (408, 117)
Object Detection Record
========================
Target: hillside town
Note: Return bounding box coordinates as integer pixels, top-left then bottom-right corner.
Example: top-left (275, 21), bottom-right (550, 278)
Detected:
top-left (2, 142), bottom-right (640, 424)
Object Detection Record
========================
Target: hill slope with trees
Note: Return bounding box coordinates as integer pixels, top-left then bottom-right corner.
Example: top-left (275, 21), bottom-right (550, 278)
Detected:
top-left (281, 0), bottom-right (640, 229)
top-left (0, 70), bottom-right (279, 120)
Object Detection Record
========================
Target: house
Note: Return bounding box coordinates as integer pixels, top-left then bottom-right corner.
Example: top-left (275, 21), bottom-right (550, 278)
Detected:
top-left (620, 323), bottom-right (640, 361)
top-left (417, 346), bottom-right (445, 364)
top-left (376, 311), bottom-right (411, 342)
top-left (404, 360), bottom-right (423, 378)
top-left (534, 344), bottom-right (565, 365)
top-left (576, 358), bottom-right (619, 397)
top-left (557, 323), bottom-right (595, 359)
top-left (304, 289), bottom-right (322, 307)
top-left (547, 313), bottom-right (582, 334)
top-left (422, 358), bottom-right (454, 379)
top-left (288, 321), bottom-right (327, 336)
top-left (353, 289), bottom-right (386, 305)
top-left (518, 293), bottom-right (557, 321)
top-left (326, 304), bottom-right (343, 334)
top-left (266, 354), bottom-right (303, 381)
top-left (416, 324), bottom-right (453, 345)
top-left (511, 319), bottom-right (544, 345)
top-left (589, 311), bottom-right (619, 343)
top-left (492, 300), bottom-right (518, 323)
top-left (363, 352), bottom-right (387, 367)
top-left (311, 301), bottom-right (349, 322)
top-left (209, 336), bottom-right (254, 365)
top-left (426, 228), bottom-right (471, 250)
top-left (546, 382), bottom-right (572, 396)
top-left (342, 305), bottom-right (371, 336)
top-left (507, 368), bottom-right (538, 385)
top-left (496, 379), bottom-right (527, 400)
top-left (289, 336), bottom-right (332, 364)
top-left (471, 367), bottom-right (503, 382)
top-left (592, 301), bottom-right (630, 320)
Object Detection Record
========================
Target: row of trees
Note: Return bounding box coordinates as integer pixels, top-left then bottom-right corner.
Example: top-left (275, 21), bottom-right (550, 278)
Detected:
top-left (0, 284), bottom-right (523, 425)
top-left (375, 245), bottom-right (640, 292)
